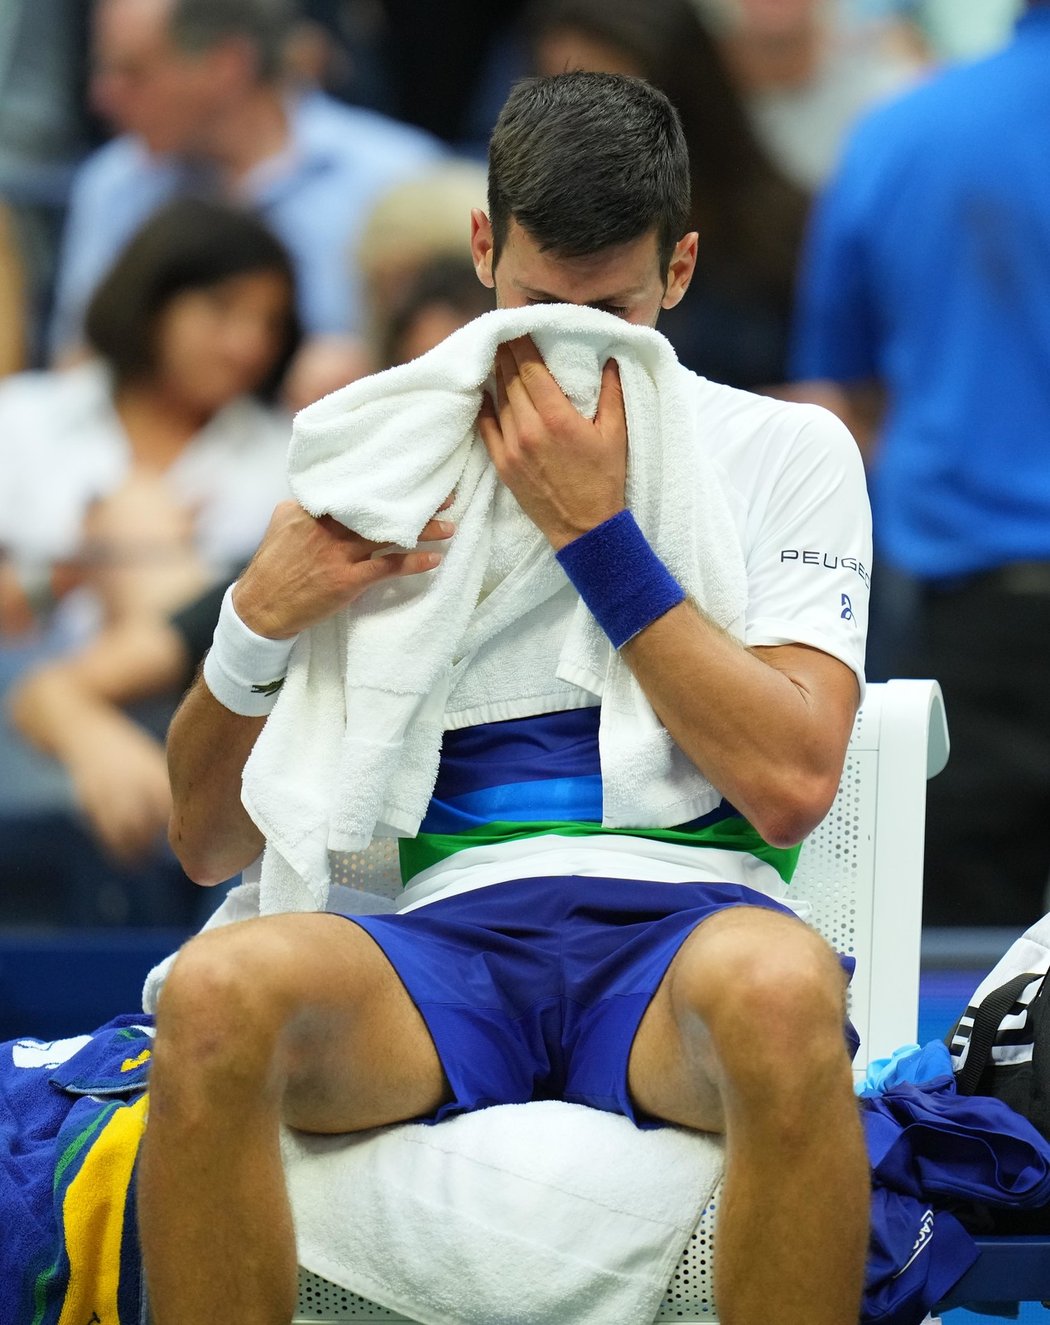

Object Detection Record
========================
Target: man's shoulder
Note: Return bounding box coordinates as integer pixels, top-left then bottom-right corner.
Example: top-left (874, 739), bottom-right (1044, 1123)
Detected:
top-left (679, 371), bottom-right (861, 484)
top-left (680, 370), bottom-right (836, 441)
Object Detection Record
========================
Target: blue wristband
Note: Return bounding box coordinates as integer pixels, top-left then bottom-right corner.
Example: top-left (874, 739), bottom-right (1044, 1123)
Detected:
top-left (555, 509), bottom-right (686, 648)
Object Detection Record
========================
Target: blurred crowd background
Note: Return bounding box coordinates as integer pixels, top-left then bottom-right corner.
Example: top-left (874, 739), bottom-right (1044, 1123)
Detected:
top-left (0, 0), bottom-right (1044, 951)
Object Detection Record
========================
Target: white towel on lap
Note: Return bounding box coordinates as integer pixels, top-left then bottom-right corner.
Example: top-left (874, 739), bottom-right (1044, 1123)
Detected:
top-left (242, 304), bottom-right (747, 917)
top-left (282, 1100), bottom-right (723, 1325)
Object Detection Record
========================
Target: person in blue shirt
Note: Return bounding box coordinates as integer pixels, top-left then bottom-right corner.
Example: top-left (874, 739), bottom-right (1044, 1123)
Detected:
top-left (50, 0), bottom-right (444, 402)
top-left (146, 72), bottom-right (871, 1324)
top-left (791, 0), bottom-right (1050, 928)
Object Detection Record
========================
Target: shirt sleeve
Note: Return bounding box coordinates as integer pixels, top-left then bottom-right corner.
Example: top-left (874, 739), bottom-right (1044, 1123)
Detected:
top-left (742, 404), bottom-right (872, 698)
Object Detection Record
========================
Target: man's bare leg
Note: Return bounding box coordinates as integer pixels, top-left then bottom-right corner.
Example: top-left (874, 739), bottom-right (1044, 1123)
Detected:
top-left (138, 914), bottom-right (449, 1325)
top-left (628, 905), bottom-right (869, 1325)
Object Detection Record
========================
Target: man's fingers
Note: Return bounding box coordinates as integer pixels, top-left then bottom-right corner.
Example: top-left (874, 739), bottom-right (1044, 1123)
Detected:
top-left (369, 549), bottom-right (443, 580)
top-left (417, 516), bottom-right (456, 542)
top-left (503, 334), bottom-right (545, 379)
top-left (595, 357), bottom-right (627, 441)
top-left (493, 349), bottom-right (512, 415)
top-left (502, 335), bottom-right (561, 417)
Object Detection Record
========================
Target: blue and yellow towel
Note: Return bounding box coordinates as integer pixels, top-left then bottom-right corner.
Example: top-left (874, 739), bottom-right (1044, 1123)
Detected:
top-left (1, 1014), bottom-right (152, 1325)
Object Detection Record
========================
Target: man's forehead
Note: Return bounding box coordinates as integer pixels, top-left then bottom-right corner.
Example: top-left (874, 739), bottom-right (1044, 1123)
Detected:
top-left (502, 221), bottom-right (663, 292)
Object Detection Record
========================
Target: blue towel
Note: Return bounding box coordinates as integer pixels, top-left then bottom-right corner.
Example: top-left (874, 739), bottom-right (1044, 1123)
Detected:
top-left (0, 1014), bottom-right (152, 1325)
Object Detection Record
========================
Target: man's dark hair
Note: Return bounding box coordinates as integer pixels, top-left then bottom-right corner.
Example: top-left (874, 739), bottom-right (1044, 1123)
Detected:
top-left (169, 0), bottom-right (294, 83)
top-left (488, 71), bottom-right (690, 273)
top-left (84, 197), bottom-right (301, 397)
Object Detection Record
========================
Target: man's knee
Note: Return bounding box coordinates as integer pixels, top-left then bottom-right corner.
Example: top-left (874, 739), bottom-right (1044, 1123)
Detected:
top-left (153, 919), bottom-right (321, 1087)
top-left (669, 910), bottom-right (850, 1099)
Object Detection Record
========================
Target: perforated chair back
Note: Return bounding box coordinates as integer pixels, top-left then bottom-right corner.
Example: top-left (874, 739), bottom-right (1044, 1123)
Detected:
top-left (294, 679), bottom-right (948, 1324)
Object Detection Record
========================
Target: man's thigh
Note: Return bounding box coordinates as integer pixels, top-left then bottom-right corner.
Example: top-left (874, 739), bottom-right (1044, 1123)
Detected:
top-left (626, 905), bottom-right (846, 1132)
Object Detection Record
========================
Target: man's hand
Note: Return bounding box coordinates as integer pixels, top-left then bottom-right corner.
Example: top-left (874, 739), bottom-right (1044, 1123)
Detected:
top-left (476, 336), bottom-right (627, 549)
top-left (232, 499), bottom-right (455, 639)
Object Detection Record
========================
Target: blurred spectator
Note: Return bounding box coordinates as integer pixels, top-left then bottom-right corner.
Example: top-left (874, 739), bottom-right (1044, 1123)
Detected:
top-left (838, 1), bottom-right (933, 63)
top-left (283, 0), bottom-right (396, 116)
top-left (49, 0), bottom-right (444, 400)
top-left (521, 0), bottom-right (810, 387)
top-left (378, 253), bottom-right (495, 369)
top-left (0, 198), bottom-right (299, 926)
top-left (913, 0), bottom-right (1022, 58)
top-left (843, 0), bottom-right (1023, 61)
top-left (9, 607), bottom-right (206, 888)
top-left (701, 0), bottom-right (925, 189)
top-left (281, 159), bottom-right (488, 405)
top-left (0, 203), bottom-right (28, 379)
top-left (0, 0), bottom-right (100, 361)
top-left (356, 161), bottom-right (487, 358)
top-left (7, 249), bottom-right (494, 913)
top-left (790, 1), bottom-right (1050, 927)
top-left (1, 198), bottom-right (298, 638)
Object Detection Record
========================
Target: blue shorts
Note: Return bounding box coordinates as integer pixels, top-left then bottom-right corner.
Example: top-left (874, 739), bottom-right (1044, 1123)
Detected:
top-left (344, 874), bottom-right (816, 1126)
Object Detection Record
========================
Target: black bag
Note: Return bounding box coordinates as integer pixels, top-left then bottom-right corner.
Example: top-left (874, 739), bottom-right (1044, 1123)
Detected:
top-left (948, 915), bottom-right (1050, 1142)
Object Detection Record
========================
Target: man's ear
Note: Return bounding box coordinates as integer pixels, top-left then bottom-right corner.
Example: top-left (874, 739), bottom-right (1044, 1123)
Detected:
top-left (470, 209), bottom-right (496, 289)
top-left (661, 231), bottom-right (699, 310)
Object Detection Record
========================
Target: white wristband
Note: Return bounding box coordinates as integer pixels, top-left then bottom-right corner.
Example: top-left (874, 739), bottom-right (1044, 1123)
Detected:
top-left (202, 585), bottom-right (298, 717)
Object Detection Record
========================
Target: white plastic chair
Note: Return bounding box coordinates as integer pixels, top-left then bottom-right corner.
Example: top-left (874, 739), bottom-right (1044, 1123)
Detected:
top-left (292, 679), bottom-right (950, 1324)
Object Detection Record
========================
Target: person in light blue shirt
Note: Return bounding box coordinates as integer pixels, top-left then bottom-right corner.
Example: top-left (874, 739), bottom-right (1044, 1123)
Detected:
top-left (50, 0), bottom-right (445, 397)
top-left (791, 0), bottom-right (1050, 927)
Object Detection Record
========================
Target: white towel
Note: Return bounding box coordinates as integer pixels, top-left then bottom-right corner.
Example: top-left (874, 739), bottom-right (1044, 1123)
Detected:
top-left (282, 1100), bottom-right (723, 1325)
top-left (242, 304), bottom-right (747, 915)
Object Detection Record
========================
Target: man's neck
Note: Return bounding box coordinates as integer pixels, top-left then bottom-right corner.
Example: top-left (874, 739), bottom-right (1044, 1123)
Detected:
top-left (203, 83), bottom-right (293, 189)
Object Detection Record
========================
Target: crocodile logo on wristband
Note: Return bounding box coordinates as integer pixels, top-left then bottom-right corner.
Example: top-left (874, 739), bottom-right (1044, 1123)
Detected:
top-left (250, 678), bottom-right (286, 696)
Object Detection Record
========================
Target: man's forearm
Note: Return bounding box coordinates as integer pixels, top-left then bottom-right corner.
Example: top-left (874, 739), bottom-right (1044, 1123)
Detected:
top-left (167, 675), bottom-right (266, 885)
